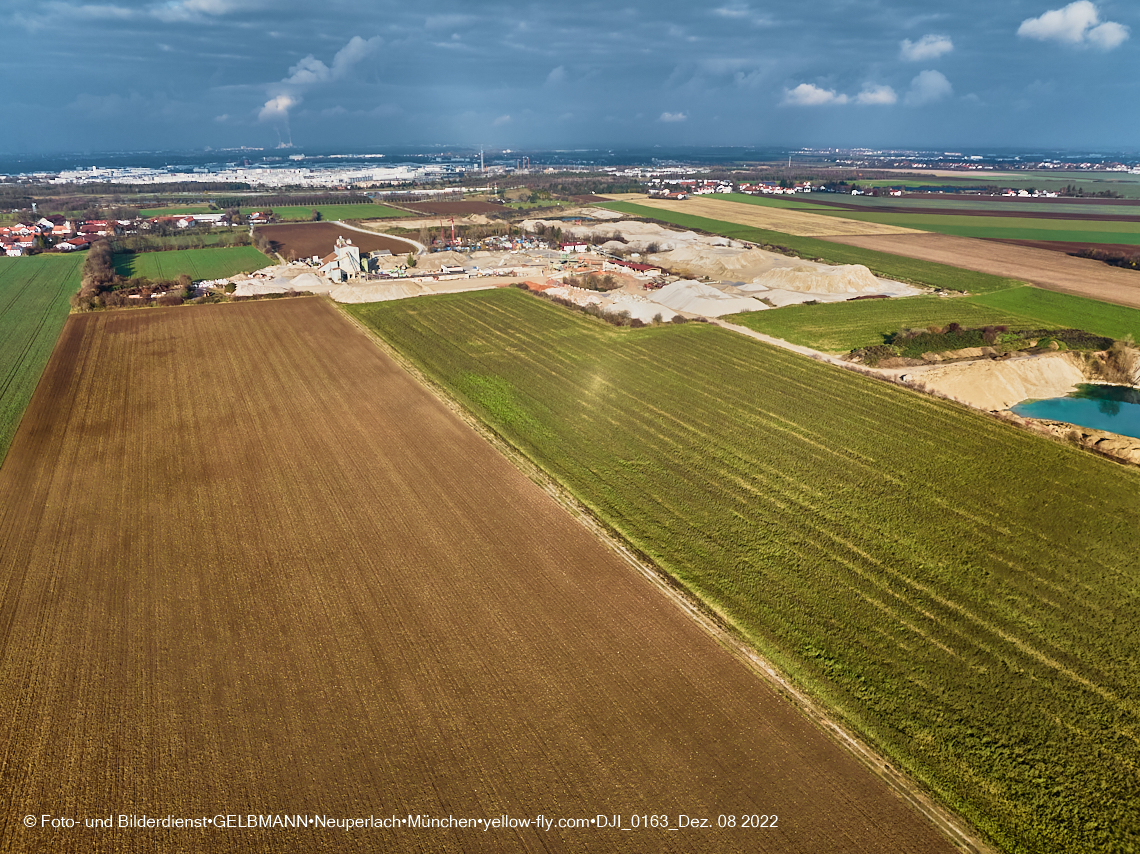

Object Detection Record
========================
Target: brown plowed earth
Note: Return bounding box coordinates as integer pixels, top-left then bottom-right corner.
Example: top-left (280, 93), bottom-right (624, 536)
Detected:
top-left (402, 200), bottom-right (503, 215)
top-left (255, 221), bottom-right (416, 258)
top-left (798, 198), bottom-right (1140, 221)
top-left (991, 238), bottom-right (1140, 258)
top-left (0, 298), bottom-right (959, 854)
top-left (821, 232), bottom-right (1140, 308)
top-left (903, 193), bottom-right (1140, 206)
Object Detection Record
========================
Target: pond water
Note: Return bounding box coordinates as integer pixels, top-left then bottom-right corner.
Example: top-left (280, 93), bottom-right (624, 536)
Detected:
top-left (1012, 384), bottom-right (1140, 440)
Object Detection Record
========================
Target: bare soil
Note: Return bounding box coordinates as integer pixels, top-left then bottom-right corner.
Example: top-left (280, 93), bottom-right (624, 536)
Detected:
top-left (0, 298), bottom-right (958, 853)
top-left (402, 200), bottom-right (503, 215)
top-left (992, 238), bottom-right (1140, 258)
top-left (256, 221), bottom-right (416, 259)
top-left (635, 197), bottom-right (921, 237)
top-left (822, 232), bottom-right (1140, 308)
top-left (800, 198), bottom-right (1140, 222)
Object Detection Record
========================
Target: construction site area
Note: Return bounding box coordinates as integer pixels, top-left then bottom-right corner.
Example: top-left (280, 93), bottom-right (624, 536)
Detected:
top-left (228, 210), bottom-right (923, 315)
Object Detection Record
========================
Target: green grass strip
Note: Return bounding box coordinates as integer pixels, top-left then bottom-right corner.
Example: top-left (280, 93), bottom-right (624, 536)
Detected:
top-left (0, 254), bottom-right (84, 463)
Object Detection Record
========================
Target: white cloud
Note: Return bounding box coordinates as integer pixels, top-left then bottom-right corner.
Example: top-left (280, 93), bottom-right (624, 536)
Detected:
top-left (1018, 1), bottom-right (1129, 49)
top-left (659, 111), bottom-right (688, 122)
top-left (1087, 19), bottom-right (1129, 49)
top-left (284, 36), bottom-right (380, 85)
top-left (905, 70), bottom-right (952, 106)
top-left (545, 65), bottom-right (567, 86)
top-left (900, 34), bottom-right (953, 61)
top-left (18, 2), bottom-right (131, 28)
top-left (493, 114), bottom-right (511, 126)
top-left (151, 0), bottom-right (246, 22)
top-left (258, 94), bottom-right (298, 123)
top-left (713, 4), bottom-right (772, 25)
top-left (856, 84), bottom-right (898, 105)
top-left (284, 55), bottom-right (331, 85)
top-left (782, 83), bottom-right (848, 106)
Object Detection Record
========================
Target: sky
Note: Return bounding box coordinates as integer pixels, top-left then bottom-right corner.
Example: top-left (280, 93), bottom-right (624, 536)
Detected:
top-left (2, 0), bottom-right (1137, 155)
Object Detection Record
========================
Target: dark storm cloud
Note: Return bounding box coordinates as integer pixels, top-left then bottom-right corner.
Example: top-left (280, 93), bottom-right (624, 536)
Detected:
top-left (2, 0), bottom-right (1137, 152)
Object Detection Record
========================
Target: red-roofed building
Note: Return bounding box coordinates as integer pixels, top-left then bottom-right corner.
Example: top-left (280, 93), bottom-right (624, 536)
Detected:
top-left (603, 259), bottom-right (661, 276)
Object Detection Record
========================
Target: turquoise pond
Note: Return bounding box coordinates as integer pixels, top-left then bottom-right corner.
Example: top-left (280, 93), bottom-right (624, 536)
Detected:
top-left (1012, 384), bottom-right (1140, 440)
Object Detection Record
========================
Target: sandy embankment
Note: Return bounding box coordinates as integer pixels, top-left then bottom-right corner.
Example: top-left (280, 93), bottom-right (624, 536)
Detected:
top-left (908, 353), bottom-right (1086, 411)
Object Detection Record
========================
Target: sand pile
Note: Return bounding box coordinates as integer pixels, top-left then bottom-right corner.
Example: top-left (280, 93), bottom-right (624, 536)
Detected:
top-left (649, 245), bottom-right (778, 280)
top-left (232, 275), bottom-right (335, 297)
top-left (573, 207), bottom-right (625, 220)
top-left (604, 293), bottom-right (679, 323)
top-left (414, 251), bottom-right (471, 272)
top-left (543, 286), bottom-right (605, 308)
top-left (523, 219), bottom-right (730, 253)
top-left (329, 281), bottom-right (428, 303)
top-left (650, 280), bottom-right (767, 317)
top-left (912, 353), bottom-right (1087, 411)
top-left (749, 264), bottom-right (882, 294)
top-left (289, 272), bottom-right (326, 290)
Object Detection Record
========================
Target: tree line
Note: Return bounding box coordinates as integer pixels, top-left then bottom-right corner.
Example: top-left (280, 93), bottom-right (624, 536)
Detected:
top-left (209, 193), bottom-right (372, 209)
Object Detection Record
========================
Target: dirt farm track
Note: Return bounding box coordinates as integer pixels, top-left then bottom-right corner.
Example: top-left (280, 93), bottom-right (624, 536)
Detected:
top-left (0, 299), bottom-right (957, 853)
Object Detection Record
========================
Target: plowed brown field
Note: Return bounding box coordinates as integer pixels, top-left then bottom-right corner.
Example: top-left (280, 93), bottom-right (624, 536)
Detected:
top-left (256, 221), bottom-right (417, 258)
top-left (823, 231), bottom-right (1140, 308)
top-left (632, 197), bottom-right (922, 237)
top-left (0, 299), bottom-right (956, 854)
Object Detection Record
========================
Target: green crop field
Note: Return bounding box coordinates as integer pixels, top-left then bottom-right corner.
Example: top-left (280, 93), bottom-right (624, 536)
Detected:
top-left (970, 286), bottom-right (1140, 342)
top-left (267, 203), bottom-right (407, 221)
top-left (789, 195), bottom-right (1140, 217)
top-left (350, 287), bottom-right (1140, 854)
top-left (601, 201), bottom-right (1024, 293)
top-left (117, 231), bottom-right (252, 251)
top-left (139, 205), bottom-right (215, 216)
top-left (844, 172), bottom-right (1140, 197)
top-left (0, 254), bottom-right (83, 461)
top-left (800, 210), bottom-right (1140, 245)
top-left (725, 287), bottom-right (1140, 352)
top-left (114, 246), bottom-right (270, 281)
top-left (722, 296), bottom-right (1039, 352)
top-left (709, 192), bottom-right (831, 210)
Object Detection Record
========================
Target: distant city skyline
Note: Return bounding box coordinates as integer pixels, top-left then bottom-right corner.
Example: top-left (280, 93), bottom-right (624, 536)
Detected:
top-left (3, 0), bottom-right (1136, 154)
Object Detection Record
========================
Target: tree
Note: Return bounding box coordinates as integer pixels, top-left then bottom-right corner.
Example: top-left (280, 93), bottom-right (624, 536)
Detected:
top-left (406, 253), bottom-right (417, 268)
top-left (311, 209), bottom-right (322, 221)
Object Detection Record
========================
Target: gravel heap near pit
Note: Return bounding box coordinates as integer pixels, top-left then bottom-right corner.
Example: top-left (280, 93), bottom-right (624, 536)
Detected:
top-left (571, 207), bottom-right (626, 220)
top-left (523, 219), bottom-right (739, 254)
top-left (911, 353), bottom-right (1087, 411)
top-left (543, 285), bottom-right (605, 307)
top-left (751, 263), bottom-right (883, 293)
top-left (412, 250), bottom-right (471, 272)
top-left (330, 281), bottom-right (431, 303)
top-left (604, 293), bottom-right (680, 323)
top-left (231, 265), bottom-right (336, 297)
top-left (650, 280), bottom-right (768, 317)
